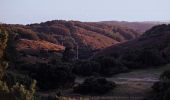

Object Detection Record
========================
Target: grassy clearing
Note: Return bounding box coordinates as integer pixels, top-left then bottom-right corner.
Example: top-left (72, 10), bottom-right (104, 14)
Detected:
top-left (108, 64), bottom-right (170, 82)
top-left (73, 64), bottom-right (170, 99)
top-left (39, 64), bottom-right (170, 100)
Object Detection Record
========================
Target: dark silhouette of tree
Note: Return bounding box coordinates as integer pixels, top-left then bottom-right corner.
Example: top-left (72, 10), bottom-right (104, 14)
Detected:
top-left (151, 69), bottom-right (170, 100)
top-left (74, 77), bottom-right (116, 94)
top-left (73, 60), bottom-right (101, 76)
top-left (62, 47), bottom-right (75, 62)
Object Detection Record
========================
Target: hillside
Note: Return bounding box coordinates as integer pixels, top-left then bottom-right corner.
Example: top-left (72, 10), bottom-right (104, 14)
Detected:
top-left (93, 24), bottom-right (170, 68)
top-left (16, 39), bottom-right (64, 51)
top-left (100, 21), bottom-right (165, 33)
top-left (0, 20), bottom-right (140, 65)
top-left (28, 20), bottom-right (140, 49)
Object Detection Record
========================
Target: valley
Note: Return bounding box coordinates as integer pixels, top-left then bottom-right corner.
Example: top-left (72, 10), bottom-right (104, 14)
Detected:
top-left (0, 21), bottom-right (170, 100)
top-left (1, 0), bottom-right (170, 100)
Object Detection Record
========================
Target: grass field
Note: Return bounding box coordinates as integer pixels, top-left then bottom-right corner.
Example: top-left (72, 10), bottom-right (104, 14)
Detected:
top-left (39, 64), bottom-right (170, 100)
top-left (72, 64), bottom-right (170, 99)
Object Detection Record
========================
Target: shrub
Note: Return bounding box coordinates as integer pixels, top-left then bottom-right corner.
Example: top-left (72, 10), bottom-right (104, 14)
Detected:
top-left (0, 29), bottom-right (37, 100)
top-left (162, 47), bottom-right (170, 62)
top-left (3, 72), bottom-right (33, 89)
top-left (120, 49), bottom-right (167, 69)
top-left (151, 70), bottom-right (170, 100)
top-left (10, 80), bottom-right (36, 100)
top-left (160, 70), bottom-right (170, 81)
top-left (62, 47), bottom-right (76, 62)
top-left (164, 88), bottom-right (170, 100)
top-left (73, 60), bottom-right (101, 76)
top-left (119, 50), bottom-right (142, 69)
top-left (137, 49), bottom-right (166, 66)
top-left (0, 29), bottom-right (8, 58)
top-left (27, 62), bottom-right (75, 90)
top-left (94, 57), bottom-right (128, 76)
top-left (74, 77), bottom-right (116, 94)
top-left (0, 80), bottom-right (9, 92)
top-left (37, 33), bottom-right (58, 44)
top-left (16, 27), bottom-right (39, 40)
top-left (152, 81), bottom-right (170, 93)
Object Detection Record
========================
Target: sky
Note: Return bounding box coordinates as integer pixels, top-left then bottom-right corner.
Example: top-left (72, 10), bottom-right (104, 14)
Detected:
top-left (0, 0), bottom-right (170, 24)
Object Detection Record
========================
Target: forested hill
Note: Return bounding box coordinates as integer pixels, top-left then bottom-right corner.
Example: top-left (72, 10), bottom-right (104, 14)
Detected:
top-left (0, 20), bottom-right (141, 65)
top-left (28, 20), bottom-right (140, 49)
top-left (100, 21), bottom-right (166, 33)
top-left (93, 24), bottom-right (170, 69)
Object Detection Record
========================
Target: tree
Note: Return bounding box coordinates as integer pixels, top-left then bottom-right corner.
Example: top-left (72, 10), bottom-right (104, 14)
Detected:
top-left (11, 80), bottom-right (36, 100)
top-left (0, 29), bottom-right (9, 86)
top-left (73, 60), bottom-right (101, 76)
top-left (62, 47), bottom-right (75, 62)
top-left (151, 69), bottom-right (170, 100)
top-left (137, 49), bottom-right (166, 66)
top-left (164, 88), bottom-right (170, 100)
top-left (27, 62), bottom-right (75, 90)
top-left (160, 70), bottom-right (170, 81)
top-left (74, 77), bottom-right (116, 94)
top-left (0, 29), bottom-right (36, 100)
top-left (94, 56), bottom-right (128, 76)
top-left (0, 29), bottom-right (8, 59)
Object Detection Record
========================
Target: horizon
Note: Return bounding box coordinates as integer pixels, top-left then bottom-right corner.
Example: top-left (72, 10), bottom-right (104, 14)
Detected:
top-left (1, 0), bottom-right (170, 24)
top-left (1, 19), bottom-right (170, 25)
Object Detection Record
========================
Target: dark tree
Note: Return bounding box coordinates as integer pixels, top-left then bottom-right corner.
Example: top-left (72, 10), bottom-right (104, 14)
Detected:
top-left (94, 56), bottom-right (128, 76)
top-left (73, 60), bottom-right (101, 76)
top-left (74, 77), bottom-right (116, 94)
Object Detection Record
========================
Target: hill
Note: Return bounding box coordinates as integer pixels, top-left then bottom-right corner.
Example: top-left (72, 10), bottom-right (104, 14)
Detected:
top-left (93, 24), bottom-right (170, 68)
top-left (100, 21), bottom-right (167, 33)
top-left (28, 20), bottom-right (140, 49)
top-left (0, 20), bottom-right (141, 65)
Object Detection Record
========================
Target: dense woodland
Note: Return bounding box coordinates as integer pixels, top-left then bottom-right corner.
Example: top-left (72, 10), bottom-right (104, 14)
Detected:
top-left (0, 20), bottom-right (170, 100)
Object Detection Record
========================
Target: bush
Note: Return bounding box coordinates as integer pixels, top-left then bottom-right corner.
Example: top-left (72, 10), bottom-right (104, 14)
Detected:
top-left (3, 72), bottom-right (33, 89)
top-left (37, 33), bottom-right (58, 44)
top-left (162, 47), bottom-right (170, 62)
top-left (10, 80), bottom-right (36, 100)
top-left (16, 27), bottom-right (39, 40)
top-left (74, 77), bottom-right (116, 94)
top-left (151, 70), bottom-right (170, 100)
top-left (0, 29), bottom-right (36, 100)
top-left (62, 47), bottom-right (76, 62)
top-left (152, 70), bottom-right (170, 93)
top-left (94, 57), bottom-right (128, 76)
top-left (25, 62), bottom-right (75, 91)
top-left (137, 49), bottom-right (166, 66)
top-left (160, 70), bottom-right (170, 81)
top-left (119, 50), bottom-right (142, 69)
top-left (73, 60), bottom-right (101, 76)
top-left (0, 29), bottom-right (8, 58)
top-left (164, 88), bottom-right (170, 100)
top-left (120, 49), bottom-right (167, 69)
top-left (152, 81), bottom-right (170, 93)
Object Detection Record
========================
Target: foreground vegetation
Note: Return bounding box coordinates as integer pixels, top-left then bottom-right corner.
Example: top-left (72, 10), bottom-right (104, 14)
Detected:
top-left (147, 69), bottom-right (170, 100)
top-left (0, 29), bottom-right (36, 100)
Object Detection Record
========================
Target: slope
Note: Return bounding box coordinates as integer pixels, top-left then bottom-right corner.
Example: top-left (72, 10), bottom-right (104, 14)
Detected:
top-left (93, 24), bottom-right (170, 68)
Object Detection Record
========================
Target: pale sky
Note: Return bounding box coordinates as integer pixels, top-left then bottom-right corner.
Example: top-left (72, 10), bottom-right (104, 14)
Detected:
top-left (0, 0), bottom-right (170, 24)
